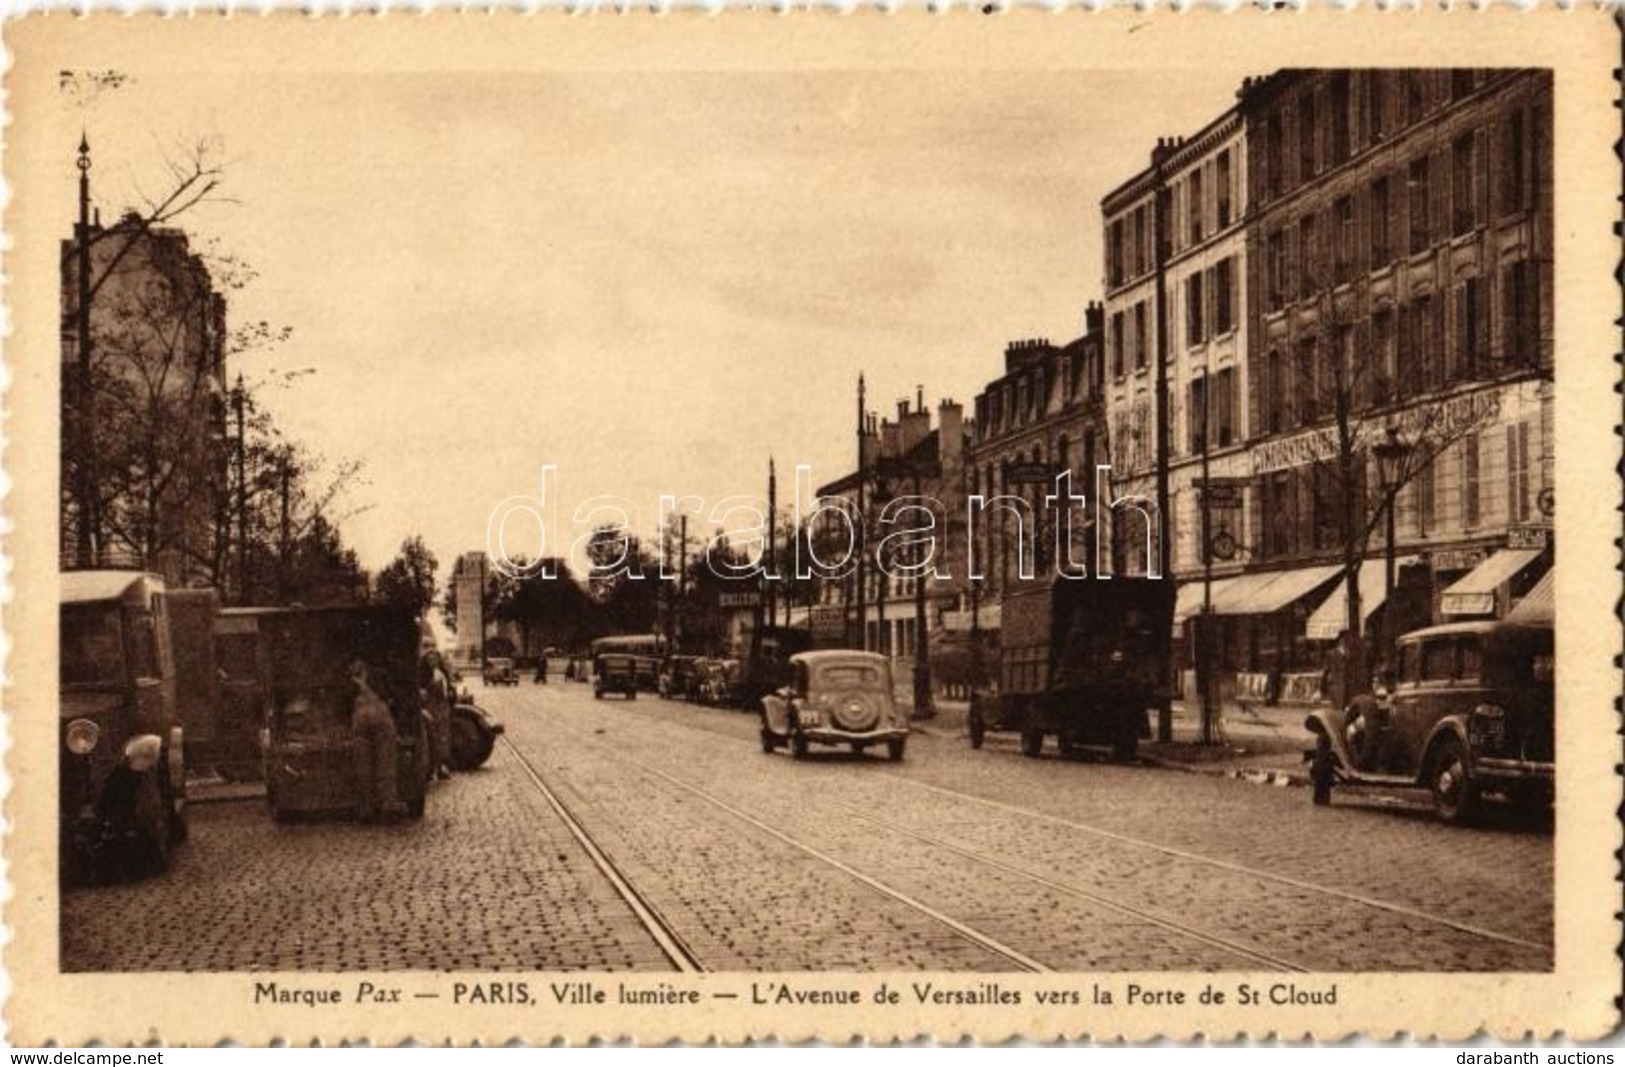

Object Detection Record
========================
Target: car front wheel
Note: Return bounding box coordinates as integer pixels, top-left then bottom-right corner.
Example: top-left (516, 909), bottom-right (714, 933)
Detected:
top-left (790, 733), bottom-right (809, 760)
top-left (760, 727), bottom-right (778, 754)
top-left (1428, 736), bottom-right (1480, 824)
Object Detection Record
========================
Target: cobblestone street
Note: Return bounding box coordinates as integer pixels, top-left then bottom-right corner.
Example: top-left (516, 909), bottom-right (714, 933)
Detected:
top-left (62, 680), bottom-right (1554, 973)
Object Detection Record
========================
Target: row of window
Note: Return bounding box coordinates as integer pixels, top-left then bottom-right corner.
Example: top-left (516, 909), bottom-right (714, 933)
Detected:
top-left (1257, 69), bottom-right (1509, 203)
top-left (1261, 260), bottom-right (1542, 436)
top-left (974, 348), bottom-right (1105, 442)
top-left (967, 433), bottom-right (1101, 499)
top-left (1264, 109), bottom-right (1539, 310)
top-left (1106, 145), bottom-right (1241, 289)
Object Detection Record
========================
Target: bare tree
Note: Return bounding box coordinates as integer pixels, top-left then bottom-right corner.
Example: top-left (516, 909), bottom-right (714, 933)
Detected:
top-left (1273, 286), bottom-right (1508, 701)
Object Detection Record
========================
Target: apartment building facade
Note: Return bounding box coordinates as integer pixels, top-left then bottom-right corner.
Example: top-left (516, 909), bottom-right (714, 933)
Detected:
top-left (1234, 68), bottom-right (1553, 685)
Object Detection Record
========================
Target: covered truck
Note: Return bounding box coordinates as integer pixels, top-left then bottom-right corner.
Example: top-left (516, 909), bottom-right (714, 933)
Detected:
top-left (968, 574), bottom-right (1174, 760)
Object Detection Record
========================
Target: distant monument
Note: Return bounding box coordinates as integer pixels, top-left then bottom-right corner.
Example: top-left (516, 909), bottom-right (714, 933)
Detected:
top-left (451, 551), bottom-right (488, 669)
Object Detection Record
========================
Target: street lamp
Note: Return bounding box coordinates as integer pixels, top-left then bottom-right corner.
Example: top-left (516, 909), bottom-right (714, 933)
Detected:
top-left (1372, 424), bottom-right (1411, 668)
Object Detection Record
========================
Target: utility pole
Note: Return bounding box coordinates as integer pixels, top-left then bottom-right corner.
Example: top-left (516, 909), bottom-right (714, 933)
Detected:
top-left (73, 135), bottom-right (97, 567)
top-left (854, 374), bottom-right (867, 651)
top-left (766, 458), bottom-right (778, 626)
top-left (1152, 142), bottom-right (1174, 743)
top-left (1199, 360), bottom-right (1216, 745)
top-left (233, 374), bottom-right (249, 603)
top-left (678, 513), bottom-right (688, 651)
top-left (910, 463), bottom-right (935, 720)
top-left (277, 456), bottom-right (292, 603)
top-left (748, 459), bottom-right (769, 675)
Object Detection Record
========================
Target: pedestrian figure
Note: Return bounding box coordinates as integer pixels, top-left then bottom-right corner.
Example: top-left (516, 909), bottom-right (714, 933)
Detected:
top-left (420, 650), bottom-right (454, 779)
top-left (534, 655), bottom-right (548, 684)
top-left (350, 659), bottom-right (400, 822)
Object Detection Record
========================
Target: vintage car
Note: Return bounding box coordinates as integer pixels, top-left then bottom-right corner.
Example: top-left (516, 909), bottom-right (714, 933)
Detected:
top-left (59, 571), bottom-right (188, 882)
top-left (261, 605), bottom-right (432, 822)
top-left (594, 653), bottom-right (640, 700)
top-left (1306, 614), bottom-right (1554, 823)
top-left (447, 700), bottom-right (504, 771)
top-left (658, 655), bottom-right (704, 701)
top-left (694, 657), bottom-right (742, 707)
top-left (759, 651), bottom-right (909, 761)
top-left (482, 657), bottom-right (519, 686)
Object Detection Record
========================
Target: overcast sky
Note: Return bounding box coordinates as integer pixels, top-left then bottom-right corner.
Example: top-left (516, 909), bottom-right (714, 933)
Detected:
top-left (54, 66), bottom-right (1248, 578)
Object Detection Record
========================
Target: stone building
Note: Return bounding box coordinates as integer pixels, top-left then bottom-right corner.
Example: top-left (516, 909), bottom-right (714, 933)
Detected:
top-left (1094, 69), bottom-right (1554, 701)
top-left (813, 390), bottom-right (968, 663)
top-left (966, 310), bottom-right (1109, 605)
top-left (1234, 68), bottom-right (1554, 690)
top-left (1101, 108), bottom-right (1252, 689)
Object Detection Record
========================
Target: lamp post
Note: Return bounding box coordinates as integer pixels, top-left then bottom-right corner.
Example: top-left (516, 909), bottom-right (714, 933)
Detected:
top-left (1372, 424), bottom-right (1410, 668)
top-left (1198, 365), bottom-right (1215, 746)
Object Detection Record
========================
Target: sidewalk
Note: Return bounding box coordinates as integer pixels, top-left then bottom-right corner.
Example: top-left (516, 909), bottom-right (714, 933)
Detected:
top-left (909, 694), bottom-right (1320, 787)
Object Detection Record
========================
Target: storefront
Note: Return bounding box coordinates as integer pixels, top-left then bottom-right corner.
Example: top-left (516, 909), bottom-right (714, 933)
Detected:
top-left (1175, 563), bottom-right (1342, 703)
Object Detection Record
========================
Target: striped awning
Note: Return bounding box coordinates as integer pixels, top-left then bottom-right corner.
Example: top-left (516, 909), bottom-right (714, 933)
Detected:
top-left (1505, 570), bottom-right (1554, 627)
top-left (1440, 549), bottom-right (1543, 616)
top-left (1176, 564), bottom-right (1342, 623)
top-left (1304, 558), bottom-right (1417, 641)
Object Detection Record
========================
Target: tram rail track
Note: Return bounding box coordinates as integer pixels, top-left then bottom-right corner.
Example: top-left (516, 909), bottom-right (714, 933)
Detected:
top-left (597, 696), bottom-right (1555, 964)
top-left (500, 735), bottom-right (705, 973)
top-left (508, 726), bottom-right (1051, 972)
top-left (531, 716), bottom-right (1315, 972)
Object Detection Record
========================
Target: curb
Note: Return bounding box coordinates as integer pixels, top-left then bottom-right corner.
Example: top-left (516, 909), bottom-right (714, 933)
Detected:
top-left (916, 726), bottom-right (1310, 788)
top-left (1138, 752), bottom-right (1310, 789)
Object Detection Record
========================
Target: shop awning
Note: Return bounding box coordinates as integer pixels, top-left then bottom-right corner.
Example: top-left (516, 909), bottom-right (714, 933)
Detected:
top-left (1175, 575), bottom-right (1239, 624)
top-left (1440, 549), bottom-right (1543, 617)
top-left (1213, 564), bottom-right (1342, 616)
top-left (1505, 570), bottom-right (1554, 628)
top-left (1176, 564), bottom-right (1342, 623)
top-left (1304, 557), bottom-right (1418, 641)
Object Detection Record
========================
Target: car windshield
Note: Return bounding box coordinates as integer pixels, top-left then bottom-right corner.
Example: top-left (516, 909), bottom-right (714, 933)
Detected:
top-left (61, 605), bottom-right (124, 687)
top-left (816, 664), bottom-right (886, 689)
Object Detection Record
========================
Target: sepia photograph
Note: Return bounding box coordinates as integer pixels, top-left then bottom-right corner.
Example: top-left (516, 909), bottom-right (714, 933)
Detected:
top-left (4, 11), bottom-right (1619, 1045)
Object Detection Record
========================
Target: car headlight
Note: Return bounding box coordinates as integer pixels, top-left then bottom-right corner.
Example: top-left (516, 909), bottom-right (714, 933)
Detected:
top-left (64, 718), bottom-right (100, 756)
top-left (123, 735), bottom-right (163, 773)
top-left (1470, 704), bottom-right (1506, 749)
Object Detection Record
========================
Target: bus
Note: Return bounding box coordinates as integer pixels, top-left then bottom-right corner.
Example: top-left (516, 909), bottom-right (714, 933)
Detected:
top-left (590, 634), bottom-right (667, 692)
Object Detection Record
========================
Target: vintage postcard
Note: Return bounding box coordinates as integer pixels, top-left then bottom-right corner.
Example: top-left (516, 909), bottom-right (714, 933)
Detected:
top-left (3, 9), bottom-right (1619, 1047)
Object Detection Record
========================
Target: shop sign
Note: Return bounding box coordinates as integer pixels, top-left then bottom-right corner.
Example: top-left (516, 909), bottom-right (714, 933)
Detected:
top-left (1431, 548), bottom-right (1487, 573)
top-left (1007, 462), bottom-right (1059, 485)
top-left (809, 605), bottom-right (845, 638)
top-left (1506, 525), bottom-right (1551, 551)
top-left (1249, 388), bottom-right (1505, 476)
top-left (717, 591), bottom-right (761, 609)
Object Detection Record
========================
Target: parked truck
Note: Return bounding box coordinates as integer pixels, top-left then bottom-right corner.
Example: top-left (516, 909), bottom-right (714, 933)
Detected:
top-left (968, 575), bottom-right (1174, 761)
top-left (59, 571), bottom-right (189, 882)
